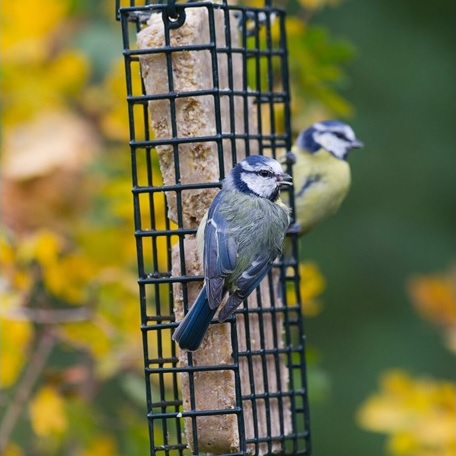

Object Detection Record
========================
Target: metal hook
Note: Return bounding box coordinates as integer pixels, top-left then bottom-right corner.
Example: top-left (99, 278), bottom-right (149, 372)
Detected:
top-left (163, 0), bottom-right (186, 29)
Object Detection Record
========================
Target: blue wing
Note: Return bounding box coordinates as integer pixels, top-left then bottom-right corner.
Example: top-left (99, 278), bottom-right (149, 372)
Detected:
top-left (217, 252), bottom-right (273, 322)
top-left (172, 191), bottom-right (239, 351)
top-left (172, 287), bottom-right (217, 351)
top-left (203, 193), bottom-right (237, 309)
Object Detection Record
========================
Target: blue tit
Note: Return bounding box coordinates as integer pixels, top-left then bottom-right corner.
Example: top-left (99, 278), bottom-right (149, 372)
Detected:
top-left (286, 120), bottom-right (364, 235)
top-left (172, 155), bottom-right (292, 351)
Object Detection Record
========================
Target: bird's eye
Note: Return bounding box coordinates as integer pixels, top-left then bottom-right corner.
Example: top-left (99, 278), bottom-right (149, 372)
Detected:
top-left (334, 132), bottom-right (346, 140)
top-left (258, 170), bottom-right (272, 178)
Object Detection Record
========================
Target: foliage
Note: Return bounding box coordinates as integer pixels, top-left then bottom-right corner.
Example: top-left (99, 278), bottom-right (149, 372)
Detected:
top-left (287, 262), bottom-right (326, 316)
top-left (357, 267), bottom-right (456, 456)
top-left (0, 0), bottom-right (353, 454)
top-left (357, 370), bottom-right (455, 456)
top-left (408, 267), bottom-right (456, 353)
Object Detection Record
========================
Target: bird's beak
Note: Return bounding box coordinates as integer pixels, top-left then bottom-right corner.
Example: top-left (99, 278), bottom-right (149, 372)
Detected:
top-left (350, 139), bottom-right (364, 149)
top-left (277, 172), bottom-right (293, 186)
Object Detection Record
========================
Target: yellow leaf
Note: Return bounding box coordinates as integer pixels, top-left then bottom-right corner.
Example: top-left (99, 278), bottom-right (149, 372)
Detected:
top-left (414, 409), bottom-right (456, 447)
top-left (286, 262), bottom-right (326, 316)
top-left (356, 393), bottom-right (409, 433)
top-left (388, 432), bottom-right (418, 456)
top-left (299, 262), bottom-right (326, 300)
top-left (380, 370), bottom-right (413, 396)
top-left (82, 435), bottom-right (118, 456)
top-left (1, 0), bottom-right (69, 62)
top-left (96, 59), bottom-right (144, 141)
top-left (15, 230), bottom-right (60, 264)
top-left (60, 320), bottom-right (112, 358)
top-left (0, 233), bottom-right (32, 292)
top-left (408, 266), bottom-right (456, 353)
top-left (298, 0), bottom-right (341, 11)
top-left (34, 230), bottom-right (62, 267)
top-left (0, 233), bottom-right (15, 265)
top-left (357, 370), bottom-right (456, 456)
top-left (3, 442), bottom-right (24, 456)
top-left (51, 51), bottom-right (90, 97)
top-left (408, 267), bottom-right (456, 329)
top-left (44, 253), bottom-right (97, 304)
top-left (0, 317), bottom-right (33, 387)
top-left (29, 386), bottom-right (68, 436)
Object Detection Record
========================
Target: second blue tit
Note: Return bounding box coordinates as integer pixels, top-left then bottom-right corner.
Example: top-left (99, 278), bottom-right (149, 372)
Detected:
top-left (286, 120), bottom-right (364, 235)
top-left (172, 155), bottom-right (292, 351)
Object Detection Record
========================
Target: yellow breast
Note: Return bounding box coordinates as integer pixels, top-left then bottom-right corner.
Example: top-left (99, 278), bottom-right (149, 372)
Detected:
top-left (292, 147), bottom-right (351, 235)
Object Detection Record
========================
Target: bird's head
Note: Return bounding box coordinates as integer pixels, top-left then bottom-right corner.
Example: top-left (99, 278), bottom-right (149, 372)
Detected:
top-left (227, 155), bottom-right (292, 201)
top-left (296, 120), bottom-right (364, 160)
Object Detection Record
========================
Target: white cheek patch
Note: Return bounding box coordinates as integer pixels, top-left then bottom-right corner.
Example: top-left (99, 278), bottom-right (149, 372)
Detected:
top-left (314, 132), bottom-right (347, 159)
top-left (241, 173), bottom-right (273, 198)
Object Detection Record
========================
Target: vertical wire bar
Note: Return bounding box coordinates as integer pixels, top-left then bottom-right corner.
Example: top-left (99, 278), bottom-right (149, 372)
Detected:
top-left (280, 271), bottom-right (299, 454)
top-left (139, 10), bottom-right (163, 454)
top-left (241, 309), bottom-right (260, 453)
top-left (207, 6), bottom-right (225, 177)
top-left (230, 315), bottom-right (246, 452)
top-left (161, 15), bottom-right (183, 233)
top-left (255, 285), bottom-right (273, 453)
top-left (267, 268), bottom-right (286, 441)
top-left (293, 251), bottom-right (312, 452)
top-left (164, 9), bottom-right (195, 453)
top-left (163, 15), bottom-right (194, 453)
top-left (284, 6), bottom-right (311, 447)
top-left (136, 13), bottom-right (171, 444)
top-left (265, 10), bottom-right (277, 155)
top-left (265, 8), bottom-right (287, 443)
top-left (278, 10), bottom-right (294, 188)
top-left (256, 16), bottom-right (273, 447)
top-left (120, 10), bottom-right (156, 456)
top-left (212, 6), bottom-right (246, 448)
top-left (222, 5), bottom-right (237, 172)
top-left (253, 11), bottom-right (264, 157)
top-left (162, 10), bottom-right (189, 445)
top-left (186, 353), bottom-right (199, 455)
top-left (241, 10), bottom-right (252, 158)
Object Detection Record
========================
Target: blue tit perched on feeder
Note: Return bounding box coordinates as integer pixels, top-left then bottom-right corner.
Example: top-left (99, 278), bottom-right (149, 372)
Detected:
top-left (286, 120), bottom-right (364, 235)
top-left (173, 155), bottom-right (292, 351)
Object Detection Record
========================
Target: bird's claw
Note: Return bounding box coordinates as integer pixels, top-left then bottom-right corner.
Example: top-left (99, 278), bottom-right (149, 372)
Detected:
top-left (287, 222), bottom-right (302, 235)
top-left (283, 151), bottom-right (297, 166)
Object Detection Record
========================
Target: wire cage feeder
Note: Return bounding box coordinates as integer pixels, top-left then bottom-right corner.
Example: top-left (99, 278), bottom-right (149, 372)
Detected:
top-left (116, 0), bottom-right (311, 454)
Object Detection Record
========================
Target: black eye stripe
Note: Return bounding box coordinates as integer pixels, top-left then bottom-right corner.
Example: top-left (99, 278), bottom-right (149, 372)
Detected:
top-left (333, 132), bottom-right (346, 140)
top-left (241, 168), bottom-right (275, 178)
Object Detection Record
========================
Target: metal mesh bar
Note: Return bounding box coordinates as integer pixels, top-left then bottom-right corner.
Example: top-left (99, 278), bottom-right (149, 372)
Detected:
top-left (117, 1), bottom-right (310, 454)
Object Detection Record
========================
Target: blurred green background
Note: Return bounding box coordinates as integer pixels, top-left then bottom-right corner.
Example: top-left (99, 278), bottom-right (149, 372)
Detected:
top-left (0, 0), bottom-right (453, 455)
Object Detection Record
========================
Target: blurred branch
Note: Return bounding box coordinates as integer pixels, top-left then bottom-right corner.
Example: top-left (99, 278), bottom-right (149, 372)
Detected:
top-left (4, 307), bottom-right (93, 324)
top-left (0, 329), bottom-right (56, 453)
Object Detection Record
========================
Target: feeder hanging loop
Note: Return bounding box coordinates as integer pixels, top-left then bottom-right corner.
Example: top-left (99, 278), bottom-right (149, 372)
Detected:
top-left (163, 0), bottom-right (187, 29)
